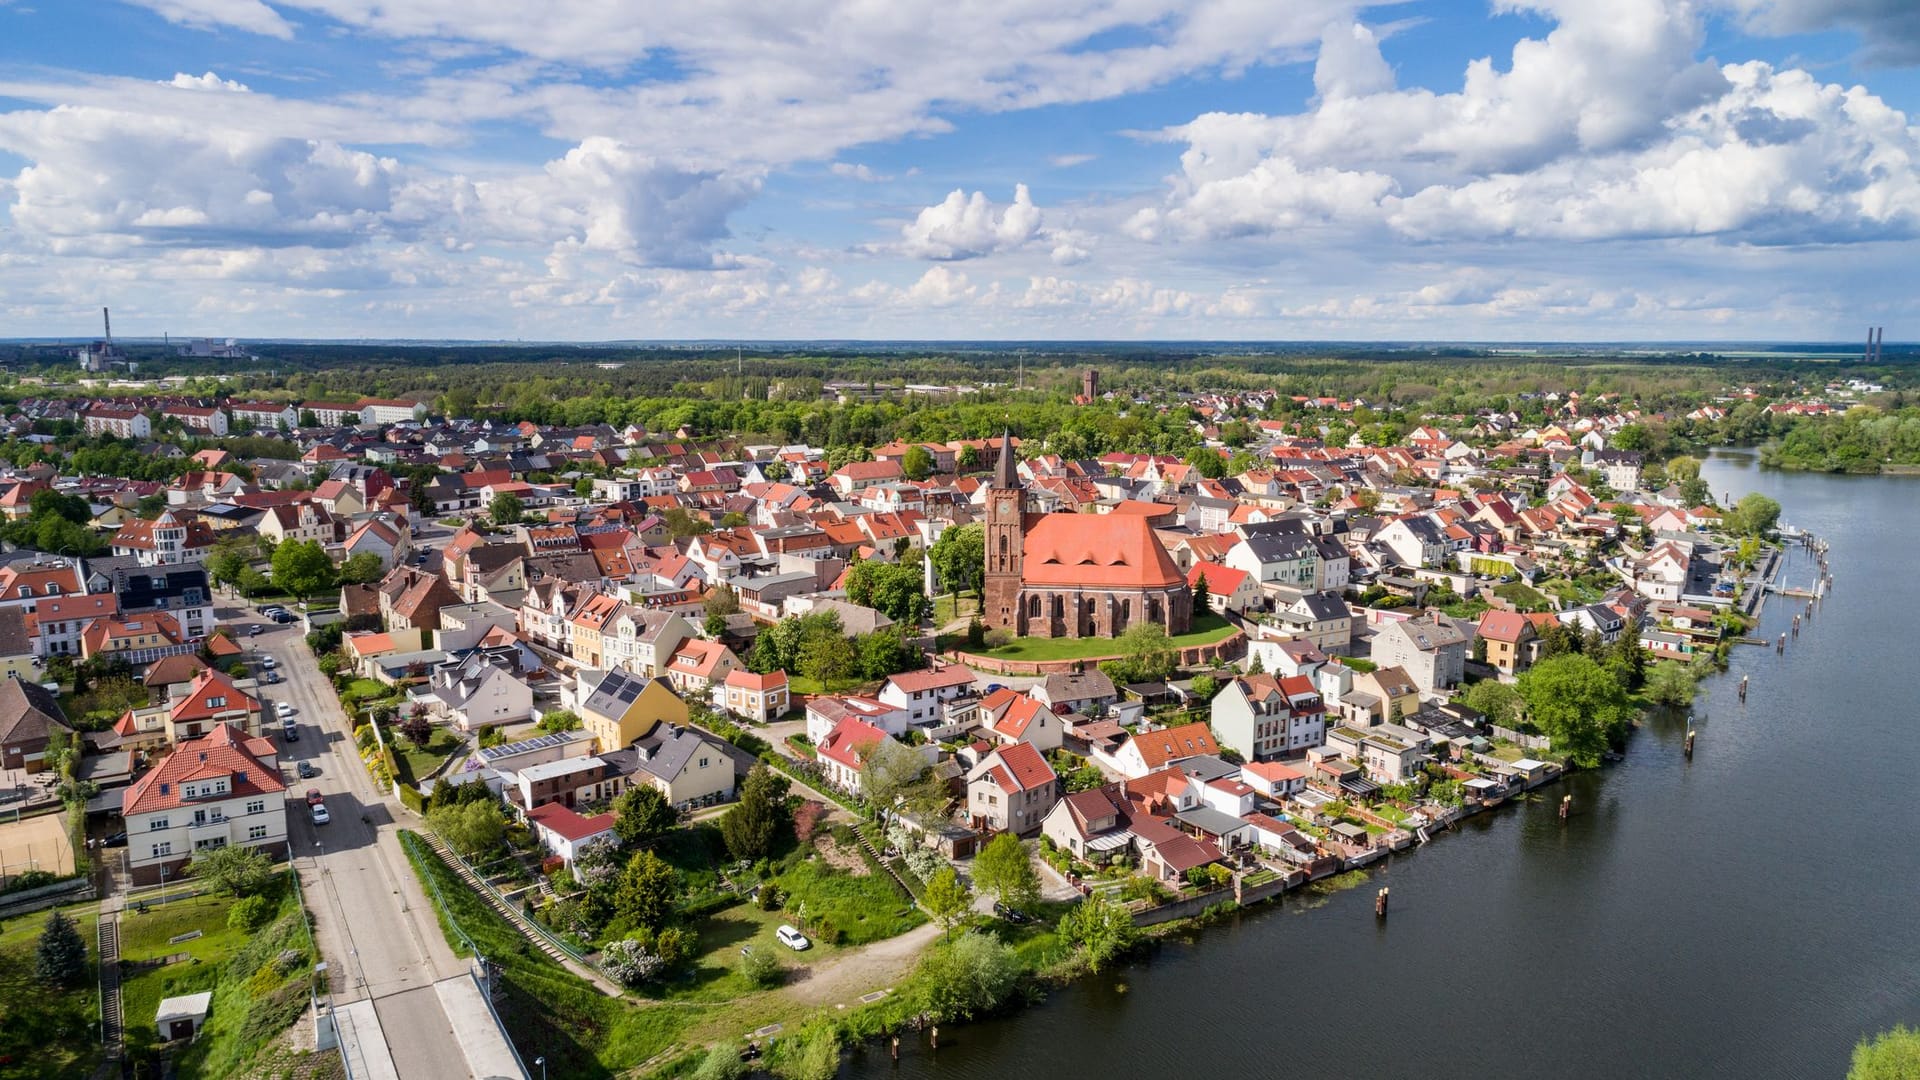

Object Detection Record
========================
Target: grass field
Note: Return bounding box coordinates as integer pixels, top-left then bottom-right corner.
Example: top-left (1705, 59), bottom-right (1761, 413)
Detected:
top-left (969, 612), bottom-right (1238, 663)
top-left (0, 902), bottom-right (101, 1080)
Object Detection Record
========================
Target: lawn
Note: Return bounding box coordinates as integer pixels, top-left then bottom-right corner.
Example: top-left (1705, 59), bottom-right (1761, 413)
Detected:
top-left (969, 612), bottom-right (1238, 663)
top-left (931, 592), bottom-right (978, 626)
top-left (1494, 581), bottom-right (1555, 612)
top-left (655, 904), bottom-right (829, 1004)
top-left (0, 902), bottom-right (101, 1080)
top-left (392, 729), bottom-right (466, 786)
top-left (400, 830), bottom-right (701, 1079)
top-left (774, 857), bottom-right (923, 947)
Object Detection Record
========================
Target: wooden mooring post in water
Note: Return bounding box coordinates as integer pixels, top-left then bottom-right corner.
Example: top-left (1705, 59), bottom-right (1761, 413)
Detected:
top-left (1738, 675), bottom-right (1748, 702)
top-left (1776, 633), bottom-right (1786, 654)
top-left (1685, 729), bottom-right (1696, 759)
top-left (1559, 794), bottom-right (1572, 820)
top-left (1792, 614), bottom-right (1800, 639)
top-left (1375, 888), bottom-right (1390, 918)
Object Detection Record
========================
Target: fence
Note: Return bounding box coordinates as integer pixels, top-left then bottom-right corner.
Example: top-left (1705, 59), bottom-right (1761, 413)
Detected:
top-left (1489, 725), bottom-right (1553, 751)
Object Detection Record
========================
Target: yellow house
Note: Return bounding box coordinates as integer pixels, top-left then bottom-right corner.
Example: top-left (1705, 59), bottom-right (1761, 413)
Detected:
top-left (579, 670), bottom-right (687, 754)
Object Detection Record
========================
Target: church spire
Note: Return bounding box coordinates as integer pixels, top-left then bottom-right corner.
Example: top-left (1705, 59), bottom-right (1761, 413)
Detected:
top-left (994, 429), bottom-right (1018, 489)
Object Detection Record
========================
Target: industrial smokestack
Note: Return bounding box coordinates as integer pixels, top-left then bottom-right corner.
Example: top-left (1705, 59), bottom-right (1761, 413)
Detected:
top-left (103, 307), bottom-right (112, 345)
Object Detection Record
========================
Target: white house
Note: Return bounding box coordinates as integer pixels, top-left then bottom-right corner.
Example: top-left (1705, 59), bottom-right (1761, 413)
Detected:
top-left (119, 723), bottom-right (287, 886)
top-left (876, 664), bottom-right (975, 728)
top-left (524, 802), bottom-right (617, 872)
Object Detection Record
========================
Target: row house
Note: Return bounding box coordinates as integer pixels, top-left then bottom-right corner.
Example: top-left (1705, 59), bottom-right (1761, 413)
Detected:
top-left (161, 404), bottom-right (229, 436)
top-left (228, 401), bottom-right (298, 430)
top-left (83, 406), bottom-right (152, 440)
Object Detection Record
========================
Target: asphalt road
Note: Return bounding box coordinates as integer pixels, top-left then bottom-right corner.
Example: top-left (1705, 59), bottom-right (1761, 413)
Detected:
top-left (225, 598), bottom-right (474, 1079)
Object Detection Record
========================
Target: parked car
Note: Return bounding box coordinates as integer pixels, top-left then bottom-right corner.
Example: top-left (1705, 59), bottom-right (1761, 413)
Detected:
top-left (283, 725), bottom-right (299, 742)
top-left (275, 702), bottom-right (296, 718)
top-left (306, 788), bottom-right (324, 805)
top-left (249, 624), bottom-right (261, 636)
top-left (297, 761), bottom-right (319, 779)
top-left (775, 925), bottom-right (811, 951)
top-left (260, 656), bottom-right (278, 670)
top-left (101, 831), bottom-right (127, 848)
top-left (310, 803), bottom-right (330, 826)
top-left (272, 611), bottom-right (298, 623)
top-left (264, 672), bottom-right (281, 684)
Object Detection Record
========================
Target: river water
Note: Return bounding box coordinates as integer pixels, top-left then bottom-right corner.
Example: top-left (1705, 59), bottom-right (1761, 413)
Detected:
top-left (848, 449), bottom-right (1920, 1080)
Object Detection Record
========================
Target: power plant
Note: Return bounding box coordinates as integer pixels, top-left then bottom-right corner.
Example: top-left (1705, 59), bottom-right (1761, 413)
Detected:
top-left (1865, 326), bottom-right (1885, 363)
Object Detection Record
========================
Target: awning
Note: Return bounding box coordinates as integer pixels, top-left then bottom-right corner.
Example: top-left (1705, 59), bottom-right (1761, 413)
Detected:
top-left (1084, 830), bottom-right (1134, 852)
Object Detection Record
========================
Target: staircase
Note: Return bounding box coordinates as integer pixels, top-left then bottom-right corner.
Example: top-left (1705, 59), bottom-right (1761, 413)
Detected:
top-left (853, 827), bottom-right (918, 903)
top-left (420, 833), bottom-right (595, 975)
top-left (98, 914), bottom-right (124, 1059)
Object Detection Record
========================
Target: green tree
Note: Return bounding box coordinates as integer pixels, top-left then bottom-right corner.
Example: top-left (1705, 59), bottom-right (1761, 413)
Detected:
top-left (856, 626), bottom-right (919, 680)
top-left (844, 557), bottom-right (930, 623)
top-left (1189, 673), bottom-right (1219, 701)
top-left (901, 444), bottom-right (934, 481)
top-left (971, 833), bottom-right (1040, 913)
top-left (1726, 492), bottom-right (1781, 537)
top-left (1665, 455), bottom-right (1701, 483)
top-left (923, 867), bottom-right (972, 936)
top-left (1461, 680), bottom-right (1523, 728)
top-left (188, 843), bottom-right (276, 896)
top-left (1849, 1025), bottom-right (1920, 1080)
top-left (613, 850), bottom-right (681, 931)
top-left (537, 709), bottom-right (582, 733)
top-left (1517, 654), bottom-right (1635, 767)
top-left (574, 476), bottom-right (595, 499)
top-left (1101, 621), bottom-right (1176, 685)
top-left (429, 799), bottom-right (507, 857)
top-left (335, 552), bottom-right (384, 585)
top-left (720, 765), bottom-right (791, 860)
top-left (703, 584), bottom-right (741, 636)
top-left (797, 623), bottom-right (857, 688)
top-left (205, 538), bottom-right (251, 589)
top-left (489, 492), bottom-right (525, 526)
top-left (1611, 424), bottom-right (1650, 452)
top-left (270, 539), bottom-right (335, 601)
top-left (913, 931), bottom-right (1020, 1021)
top-left (34, 910), bottom-right (87, 988)
top-left (1644, 660), bottom-right (1699, 707)
top-left (858, 737), bottom-right (930, 814)
top-left (1059, 890), bottom-right (1140, 973)
top-left (612, 785), bottom-right (679, 848)
top-left (1184, 446), bottom-right (1226, 479)
top-left (1192, 571), bottom-right (1210, 615)
top-left (929, 522), bottom-right (985, 603)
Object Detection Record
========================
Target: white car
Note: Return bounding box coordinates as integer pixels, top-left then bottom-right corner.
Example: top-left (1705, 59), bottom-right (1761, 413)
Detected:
top-left (260, 656), bottom-right (278, 670)
top-left (775, 925), bottom-right (811, 951)
top-left (310, 803), bottom-right (330, 826)
top-left (275, 703), bottom-right (296, 718)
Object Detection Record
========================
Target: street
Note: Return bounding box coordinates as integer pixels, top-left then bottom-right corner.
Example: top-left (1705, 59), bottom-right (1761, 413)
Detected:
top-left (224, 596), bottom-right (476, 1079)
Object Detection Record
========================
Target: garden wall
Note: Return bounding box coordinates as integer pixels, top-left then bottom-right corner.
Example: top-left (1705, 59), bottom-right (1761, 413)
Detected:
top-left (945, 629), bottom-right (1245, 676)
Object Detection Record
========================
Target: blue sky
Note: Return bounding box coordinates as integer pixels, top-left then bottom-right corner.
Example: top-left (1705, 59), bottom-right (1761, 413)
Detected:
top-left (0, 0), bottom-right (1917, 341)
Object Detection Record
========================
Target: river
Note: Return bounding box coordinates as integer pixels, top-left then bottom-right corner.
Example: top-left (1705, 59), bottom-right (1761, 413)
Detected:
top-left (847, 449), bottom-right (1920, 1080)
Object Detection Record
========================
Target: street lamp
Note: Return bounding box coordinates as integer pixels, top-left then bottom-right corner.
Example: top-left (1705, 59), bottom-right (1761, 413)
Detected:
top-left (534, 1056), bottom-right (545, 1080)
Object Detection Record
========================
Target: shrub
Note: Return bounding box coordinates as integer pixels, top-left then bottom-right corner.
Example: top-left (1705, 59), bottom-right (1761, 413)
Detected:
top-left (228, 894), bottom-right (276, 932)
top-left (910, 931), bottom-right (1020, 1021)
top-left (690, 1044), bottom-right (748, 1080)
top-left (767, 1015), bottom-right (842, 1080)
top-left (739, 946), bottom-right (783, 989)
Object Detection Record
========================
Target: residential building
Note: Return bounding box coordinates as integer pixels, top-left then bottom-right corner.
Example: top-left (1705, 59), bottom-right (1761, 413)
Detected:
top-left (620, 724), bottom-right (736, 808)
top-left (1371, 614), bottom-right (1469, 695)
top-left (663, 638), bottom-right (738, 699)
top-left (120, 723), bottom-right (287, 885)
top-left (876, 665), bottom-right (975, 728)
top-left (0, 679), bottom-right (72, 773)
top-left (1475, 609), bottom-right (1539, 675)
top-left (1209, 674), bottom-right (1325, 761)
top-left (578, 669), bottom-right (687, 753)
top-left (1098, 720), bottom-right (1221, 779)
top-left (721, 669), bottom-right (789, 725)
top-left (966, 741), bottom-right (1061, 835)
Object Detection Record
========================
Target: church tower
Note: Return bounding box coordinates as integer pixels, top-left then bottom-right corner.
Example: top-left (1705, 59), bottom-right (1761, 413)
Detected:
top-left (983, 429), bottom-right (1026, 632)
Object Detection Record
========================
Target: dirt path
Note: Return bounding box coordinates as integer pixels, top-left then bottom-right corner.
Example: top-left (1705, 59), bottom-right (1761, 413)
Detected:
top-left (779, 922), bottom-right (942, 1007)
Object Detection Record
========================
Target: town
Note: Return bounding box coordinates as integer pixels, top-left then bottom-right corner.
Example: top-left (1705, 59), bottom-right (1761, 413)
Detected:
top-left (0, 362), bottom-right (1821, 1080)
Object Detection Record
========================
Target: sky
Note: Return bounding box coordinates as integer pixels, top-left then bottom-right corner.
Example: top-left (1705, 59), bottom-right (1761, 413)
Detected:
top-left (0, 0), bottom-right (1917, 342)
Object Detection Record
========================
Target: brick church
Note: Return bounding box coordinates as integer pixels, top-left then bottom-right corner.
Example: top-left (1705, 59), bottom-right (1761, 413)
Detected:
top-left (982, 431), bottom-right (1192, 639)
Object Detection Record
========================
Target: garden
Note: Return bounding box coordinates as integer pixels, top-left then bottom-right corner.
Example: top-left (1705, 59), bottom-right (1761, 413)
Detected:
top-left (117, 865), bottom-right (320, 1078)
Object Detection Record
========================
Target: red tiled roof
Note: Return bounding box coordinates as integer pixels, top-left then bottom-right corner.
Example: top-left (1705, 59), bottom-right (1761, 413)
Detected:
top-left (978, 741), bottom-right (1056, 793)
top-left (1022, 512), bottom-right (1184, 589)
top-left (122, 723), bottom-right (283, 816)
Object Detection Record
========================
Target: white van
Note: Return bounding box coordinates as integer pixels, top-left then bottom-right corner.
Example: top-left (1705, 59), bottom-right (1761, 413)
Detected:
top-left (775, 925), bottom-right (811, 951)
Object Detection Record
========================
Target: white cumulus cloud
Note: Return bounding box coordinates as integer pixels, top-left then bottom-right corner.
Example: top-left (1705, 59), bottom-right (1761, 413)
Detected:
top-left (899, 184), bottom-right (1044, 260)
